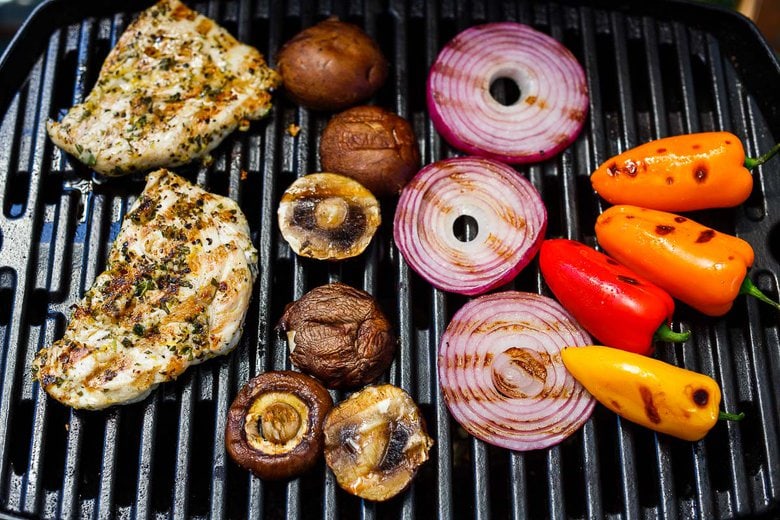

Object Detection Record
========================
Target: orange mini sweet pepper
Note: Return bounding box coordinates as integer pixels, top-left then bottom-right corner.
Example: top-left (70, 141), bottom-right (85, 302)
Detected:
top-left (590, 131), bottom-right (780, 211)
top-left (561, 345), bottom-right (743, 441)
top-left (595, 205), bottom-right (780, 316)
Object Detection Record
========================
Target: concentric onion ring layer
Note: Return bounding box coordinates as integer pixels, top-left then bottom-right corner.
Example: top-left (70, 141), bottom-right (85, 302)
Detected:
top-left (438, 291), bottom-right (595, 451)
top-left (427, 22), bottom-right (588, 164)
top-left (393, 157), bottom-right (546, 295)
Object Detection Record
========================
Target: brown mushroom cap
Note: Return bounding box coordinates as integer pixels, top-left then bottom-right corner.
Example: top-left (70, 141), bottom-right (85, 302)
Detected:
top-left (323, 384), bottom-right (433, 501)
top-left (320, 106), bottom-right (421, 197)
top-left (277, 173), bottom-right (381, 261)
top-left (277, 17), bottom-right (388, 111)
top-left (225, 370), bottom-right (333, 480)
top-left (278, 282), bottom-right (396, 389)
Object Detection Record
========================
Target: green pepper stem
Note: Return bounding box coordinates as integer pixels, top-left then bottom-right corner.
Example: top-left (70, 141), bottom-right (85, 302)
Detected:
top-left (718, 411), bottom-right (745, 422)
top-left (653, 323), bottom-right (690, 343)
top-left (740, 277), bottom-right (780, 311)
top-left (744, 142), bottom-right (780, 170)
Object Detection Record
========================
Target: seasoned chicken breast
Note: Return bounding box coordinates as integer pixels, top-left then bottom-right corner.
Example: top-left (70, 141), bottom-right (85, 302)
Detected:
top-left (47, 0), bottom-right (280, 176)
top-left (32, 169), bottom-right (257, 409)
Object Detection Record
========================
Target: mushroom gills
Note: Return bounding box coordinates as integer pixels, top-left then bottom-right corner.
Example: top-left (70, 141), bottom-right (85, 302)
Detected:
top-left (225, 370), bottom-right (333, 481)
top-left (324, 384), bottom-right (433, 501)
top-left (291, 197), bottom-right (368, 249)
top-left (278, 173), bottom-right (381, 260)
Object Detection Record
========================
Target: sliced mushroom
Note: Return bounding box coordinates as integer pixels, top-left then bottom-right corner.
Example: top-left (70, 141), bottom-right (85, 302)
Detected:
top-left (278, 173), bottom-right (381, 260)
top-left (278, 282), bottom-right (396, 389)
top-left (323, 384), bottom-right (433, 501)
top-left (225, 370), bottom-right (333, 480)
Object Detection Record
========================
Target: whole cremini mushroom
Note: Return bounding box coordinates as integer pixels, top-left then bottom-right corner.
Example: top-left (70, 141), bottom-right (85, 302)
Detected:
top-left (278, 283), bottom-right (396, 389)
top-left (225, 371), bottom-right (333, 480)
top-left (277, 17), bottom-right (388, 111)
top-left (323, 384), bottom-right (433, 501)
top-left (320, 106), bottom-right (420, 196)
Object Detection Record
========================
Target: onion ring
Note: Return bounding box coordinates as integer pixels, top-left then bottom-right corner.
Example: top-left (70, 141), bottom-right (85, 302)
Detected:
top-left (427, 22), bottom-right (588, 164)
top-left (438, 291), bottom-right (595, 451)
top-left (393, 156), bottom-right (546, 295)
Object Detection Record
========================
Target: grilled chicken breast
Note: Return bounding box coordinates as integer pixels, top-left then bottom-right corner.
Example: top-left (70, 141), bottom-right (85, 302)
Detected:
top-left (47, 0), bottom-right (280, 176)
top-left (32, 169), bottom-right (257, 409)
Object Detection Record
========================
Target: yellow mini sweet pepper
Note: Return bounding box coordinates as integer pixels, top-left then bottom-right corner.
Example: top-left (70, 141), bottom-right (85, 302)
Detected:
top-left (562, 345), bottom-right (743, 441)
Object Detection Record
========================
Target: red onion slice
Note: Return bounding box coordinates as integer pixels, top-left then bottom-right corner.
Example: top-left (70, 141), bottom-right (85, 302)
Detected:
top-left (427, 22), bottom-right (588, 164)
top-left (438, 291), bottom-right (595, 451)
top-left (393, 157), bottom-right (546, 296)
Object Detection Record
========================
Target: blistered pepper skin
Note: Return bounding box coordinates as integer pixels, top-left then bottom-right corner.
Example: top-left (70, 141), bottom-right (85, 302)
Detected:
top-left (595, 205), bottom-right (754, 316)
top-left (590, 132), bottom-right (752, 211)
top-left (539, 239), bottom-right (680, 355)
top-left (562, 346), bottom-right (721, 441)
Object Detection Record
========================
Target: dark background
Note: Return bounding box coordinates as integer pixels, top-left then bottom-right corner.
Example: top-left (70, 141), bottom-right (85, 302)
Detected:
top-left (1, 0), bottom-right (779, 56)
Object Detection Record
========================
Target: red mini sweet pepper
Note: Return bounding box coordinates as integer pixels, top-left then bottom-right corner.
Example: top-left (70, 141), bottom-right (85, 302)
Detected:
top-left (539, 239), bottom-right (690, 355)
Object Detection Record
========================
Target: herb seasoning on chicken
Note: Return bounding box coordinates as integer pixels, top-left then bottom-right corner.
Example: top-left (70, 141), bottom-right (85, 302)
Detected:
top-left (31, 169), bottom-right (257, 409)
top-left (46, 0), bottom-right (280, 176)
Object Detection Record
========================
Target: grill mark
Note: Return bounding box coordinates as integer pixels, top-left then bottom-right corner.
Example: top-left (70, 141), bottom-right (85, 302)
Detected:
top-left (617, 275), bottom-right (640, 285)
top-left (696, 230), bottom-right (716, 243)
top-left (606, 160), bottom-right (639, 177)
top-left (693, 162), bottom-right (708, 183)
top-left (484, 233), bottom-right (514, 261)
top-left (498, 205), bottom-right (526, 229)
top-left (639, 385), bottom-right (661, 424)
top-left (420, 188), bottom-right (452, 214)
top-left (693, 389), bottom-right (709, 407)
top-left (473, 320), bottom-right (540, 335)
top-left (568, 108), bottom-right (586, 122)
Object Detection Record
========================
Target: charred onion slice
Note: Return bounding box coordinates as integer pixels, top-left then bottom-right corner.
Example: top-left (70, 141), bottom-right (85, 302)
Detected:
top-left (427, 22), bottom-right (588, 164)
top-left (438, 291), bottom-right (595, 451)
top-left (393, 157), bottom-right (546, 295)
top-left (323, 384), bottom-right (433, 501)
top-left (278, 173), bottom-right (381, 260)
top-left (225, 371), bottom-right (333, 480)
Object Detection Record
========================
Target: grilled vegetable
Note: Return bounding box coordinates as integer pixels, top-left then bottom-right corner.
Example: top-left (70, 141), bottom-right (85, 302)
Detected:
top-left (595, 205), bottom-right (780, 316)
top-left (438, 291), bottom-right (595, 451)
top-left (225, 371), bottom-right (333, 480)
top-left (323, 384), bottom-right (433, 501)
top-left (278, 283), bottom-right (396, 389)
top-left (278, 173), bottom-right (381, 260)
top-left (47, 0), bottom-right (280, 176)
top-left (539, 239), bottom-right (689, 355)
top-left (277, 17), bottom-right (388, 111)
top-left (393, 157), bottom-right (547, 295)
top-left (320, 106), bottom-right (420, 196)
top-left (590, 131), bottom-right (780, 211)
top-left (562, 345), bottom-right (744, 441)
top-left (427, 22), bottom-right (588, 164)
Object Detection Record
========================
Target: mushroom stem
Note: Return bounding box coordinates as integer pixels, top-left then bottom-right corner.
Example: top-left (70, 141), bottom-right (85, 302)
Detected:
top-left (315, 197), bottom-right (349, 229)
top-left (261, 402), bottom-right (302, 444)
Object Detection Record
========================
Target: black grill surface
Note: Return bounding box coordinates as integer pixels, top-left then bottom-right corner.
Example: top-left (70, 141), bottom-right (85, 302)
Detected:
top-left (0, 1), bottom-right (779, 519)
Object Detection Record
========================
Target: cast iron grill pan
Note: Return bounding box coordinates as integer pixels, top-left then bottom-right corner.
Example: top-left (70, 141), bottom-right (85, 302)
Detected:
top-left (0, 0), bottom-right (778, 518)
